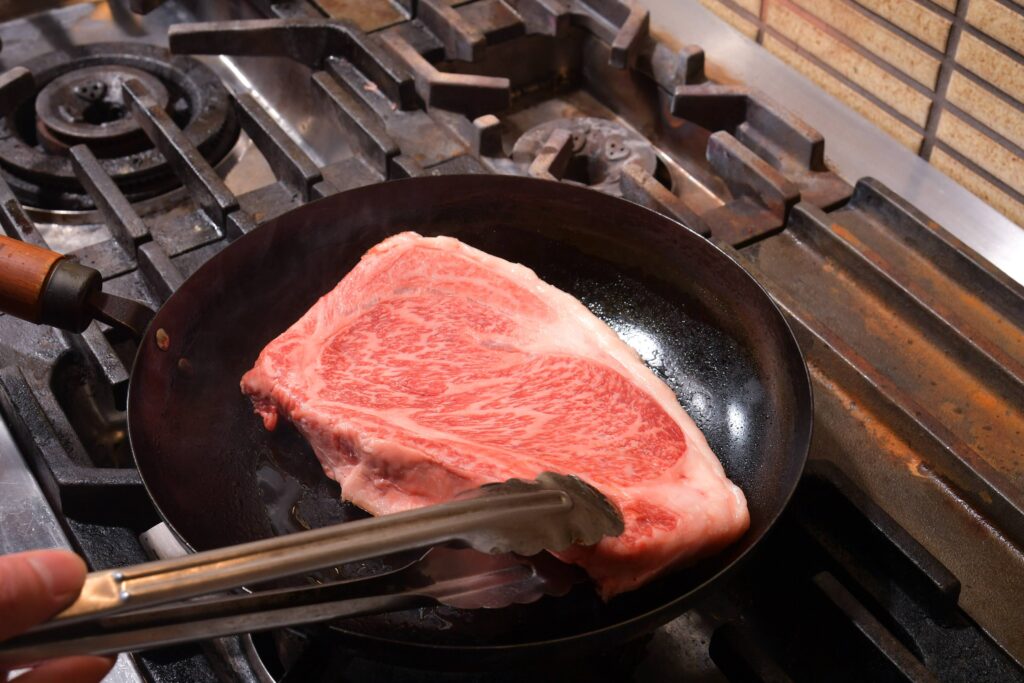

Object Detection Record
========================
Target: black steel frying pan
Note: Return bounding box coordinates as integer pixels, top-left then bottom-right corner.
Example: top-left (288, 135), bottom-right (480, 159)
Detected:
top-left (0, 176), bottom-right (811, 664)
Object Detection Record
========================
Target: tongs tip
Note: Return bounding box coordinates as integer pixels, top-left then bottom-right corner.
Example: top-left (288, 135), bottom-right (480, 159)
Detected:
top-left (468, 471), bottom-right (624, 556)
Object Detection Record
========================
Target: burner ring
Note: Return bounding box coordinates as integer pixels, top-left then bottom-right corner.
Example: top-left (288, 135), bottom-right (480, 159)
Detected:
top-left (512, 117), bottom-right (660, 196)
top-left (0, 42), bottom-right (239, 211)
top-left (34, 66), bottom-right (170, 156)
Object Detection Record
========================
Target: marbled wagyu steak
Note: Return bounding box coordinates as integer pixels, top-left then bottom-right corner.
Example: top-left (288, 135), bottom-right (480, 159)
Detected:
top-left (241, 232), bottom-right (749, 598)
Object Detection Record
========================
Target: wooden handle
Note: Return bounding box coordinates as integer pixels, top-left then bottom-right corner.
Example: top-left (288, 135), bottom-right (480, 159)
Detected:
top-left (0, 236), bottom-right (65, 323)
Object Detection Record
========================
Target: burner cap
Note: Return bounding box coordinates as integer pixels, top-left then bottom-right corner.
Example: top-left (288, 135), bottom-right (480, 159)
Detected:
top-left (35, 65), bottom-right (169, 157)
top-left (512, 117), bottom-right (660, 196)
top-left (0, 42), bottom-right (238, 211)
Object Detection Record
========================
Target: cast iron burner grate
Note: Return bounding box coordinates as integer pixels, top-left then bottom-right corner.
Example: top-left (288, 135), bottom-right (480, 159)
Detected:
top-left (0, 42), bottom-right (238, 210)
top-left (0, 1), bottom-right (1021, 680)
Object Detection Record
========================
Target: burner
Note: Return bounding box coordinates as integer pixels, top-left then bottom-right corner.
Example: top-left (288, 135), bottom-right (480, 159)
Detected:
top-left (0, 42), bottom-right (238, 210)
top-left (511, 118), bottom-right (666, 196)
top-left (34, 65), bottom-right (169, 157)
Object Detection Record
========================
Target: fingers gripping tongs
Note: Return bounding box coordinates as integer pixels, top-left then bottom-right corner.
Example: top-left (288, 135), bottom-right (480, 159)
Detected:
top-left (0, 473), bottom-right (623, 668)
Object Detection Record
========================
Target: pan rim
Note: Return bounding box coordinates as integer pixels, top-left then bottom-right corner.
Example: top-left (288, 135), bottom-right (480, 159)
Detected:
top-left (126, 174), bottom-right (813, 656)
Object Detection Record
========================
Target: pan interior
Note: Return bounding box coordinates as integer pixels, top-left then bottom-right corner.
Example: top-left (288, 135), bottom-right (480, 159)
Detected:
top-left (128, 176), bottom-right (808, 651)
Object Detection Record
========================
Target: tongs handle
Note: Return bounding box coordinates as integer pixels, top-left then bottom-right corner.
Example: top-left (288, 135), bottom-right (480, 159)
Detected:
top-left (0, 473), bottom-right (619, 668)
top-left (57, 487), bottom-right (573, 625)
top-left (0, 546), bottom-right (562, 668)
top-left (0, 562), bottom-right (430, 668)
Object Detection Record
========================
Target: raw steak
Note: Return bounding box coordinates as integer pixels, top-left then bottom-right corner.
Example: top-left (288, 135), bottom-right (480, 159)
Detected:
top-left (241, 232), bottom-right (749, 598)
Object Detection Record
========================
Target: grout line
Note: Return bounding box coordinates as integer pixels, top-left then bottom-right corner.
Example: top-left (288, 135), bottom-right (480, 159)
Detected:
top-left (932, 140), bottom-right (1024, 203)
top-left (919, 0), bottom-right (971, 160)
top-left (960, 24), bottom-right (1024, 65)
top-left (944, 102), bottom-right (1024, 166)
top-left (839, 0), bottom-right (946, 60)
top-left (707, 0), bottom-right (1024, 170)
top-left (989, 0), bottom-right (1024, 18)
top-left (908, 0), bottom-right (957, 21)
top-left (761, 25), bottom-right (929, 134)
top-left (708, 0), bottom-right (763, 28)
top-left (774, 0), bottom-right (940, 97)
top-left (757, 0), bottom-right (768, 44)
top-left (952, 64), bottom-right (1024, 113)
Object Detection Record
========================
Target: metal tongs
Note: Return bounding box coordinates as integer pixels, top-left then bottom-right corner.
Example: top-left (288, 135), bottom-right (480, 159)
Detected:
top-left (0, 473), bottom-right (622, 668)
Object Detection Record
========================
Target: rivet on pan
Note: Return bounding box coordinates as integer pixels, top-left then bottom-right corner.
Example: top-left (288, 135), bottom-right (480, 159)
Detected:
top-left (112, 571), bottom-right (124, 582)
top-left (178, 357), bottom-right (192, 375)
top-left (119, 590), bottom-right (130, 602)
top-left (155, 328), bottom-right (170, 351)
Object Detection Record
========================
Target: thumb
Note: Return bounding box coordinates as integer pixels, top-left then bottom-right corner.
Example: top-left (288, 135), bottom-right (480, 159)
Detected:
top-left (0, 550), bottom-right (86, 642)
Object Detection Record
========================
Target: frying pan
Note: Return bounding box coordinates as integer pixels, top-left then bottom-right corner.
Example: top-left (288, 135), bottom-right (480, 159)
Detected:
top-left (0, 175), bottom-right (811, 665)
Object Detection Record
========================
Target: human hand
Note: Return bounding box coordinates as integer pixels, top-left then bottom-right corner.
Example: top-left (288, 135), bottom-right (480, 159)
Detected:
top-left (0, 550), bottom-right (114, 682)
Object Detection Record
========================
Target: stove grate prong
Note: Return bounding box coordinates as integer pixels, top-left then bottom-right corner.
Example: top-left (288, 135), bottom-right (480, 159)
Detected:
top-left (122, 79), bottom-right (250, 237)
top-left (0, 66), bottom-right (33, 118)
top-left (312, 71), bottom-right (398, 177)
top-left (69, 145), bottom-right (150, 257)
top-left (168, 19), bottom-right (418, 111)
top-left (0, 176), bottom-right (46, 247)
top-left (379, 33), bottom-right (509, 119)
top-left (233, 93), bottom-right (324, 202)
top-left (418, 0), bottom-right (487, 62)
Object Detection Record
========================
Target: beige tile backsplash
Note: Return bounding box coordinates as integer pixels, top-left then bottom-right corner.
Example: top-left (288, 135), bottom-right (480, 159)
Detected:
top-left (956, 33), bottom-right (1024, 101)
top-left (937, 111), bottom-right (1024, 192)
top-left (947, 73), bottom-right (1024, 147)
top-left (932, 149), bottom-right (1024, 225)
top-left (700, 0), bottom-right (760, 37)
top-left (763, 34), bottom-right (926, 150)
top-left (852, 0), bottom-right (952, 50)
top-left (791, 0), bottom-right (942, 86)
top-left (764, 1), bottom-right (934, 124)
top-left (967, 0), bottom-right (1024, 55)
top-left (695, 0), bottom-right (1024, 231)
top-left (732, 0), bottom-right (763, 14)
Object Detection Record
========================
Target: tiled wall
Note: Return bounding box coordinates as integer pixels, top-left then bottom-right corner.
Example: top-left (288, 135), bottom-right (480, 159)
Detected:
top-left (699, 0), bottom-right (1024, 227)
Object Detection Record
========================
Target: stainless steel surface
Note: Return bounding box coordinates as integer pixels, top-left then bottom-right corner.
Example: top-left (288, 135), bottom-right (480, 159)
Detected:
top-left (0, 411), bottom-right (143, 683)
top-left (52, 472), bottom-right (619, 624)
top-left (0, 419), bottom-right (69, 555)
top-left (642, 0), bottom-right (1024, 286)
top-left (0, 547), bottom-right (578, 668)
top-left (0, 473), bottom-right (611, 669)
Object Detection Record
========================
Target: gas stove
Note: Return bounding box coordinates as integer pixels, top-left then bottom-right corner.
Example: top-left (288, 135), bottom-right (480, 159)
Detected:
top-left (0, 1), bottom-right (1022, 681)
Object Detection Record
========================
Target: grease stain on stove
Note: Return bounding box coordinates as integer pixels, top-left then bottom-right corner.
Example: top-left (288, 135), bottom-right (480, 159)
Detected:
top-left (806, 361), bottom-right (926, 478)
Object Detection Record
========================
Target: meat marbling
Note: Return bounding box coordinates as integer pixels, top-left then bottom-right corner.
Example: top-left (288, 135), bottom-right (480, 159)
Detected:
top-left (241, 232), bottom-right (749, 598)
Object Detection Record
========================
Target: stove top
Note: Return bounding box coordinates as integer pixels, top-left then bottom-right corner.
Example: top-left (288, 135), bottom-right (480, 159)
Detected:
top-left (0, 1), bottom-right (1022, 681)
